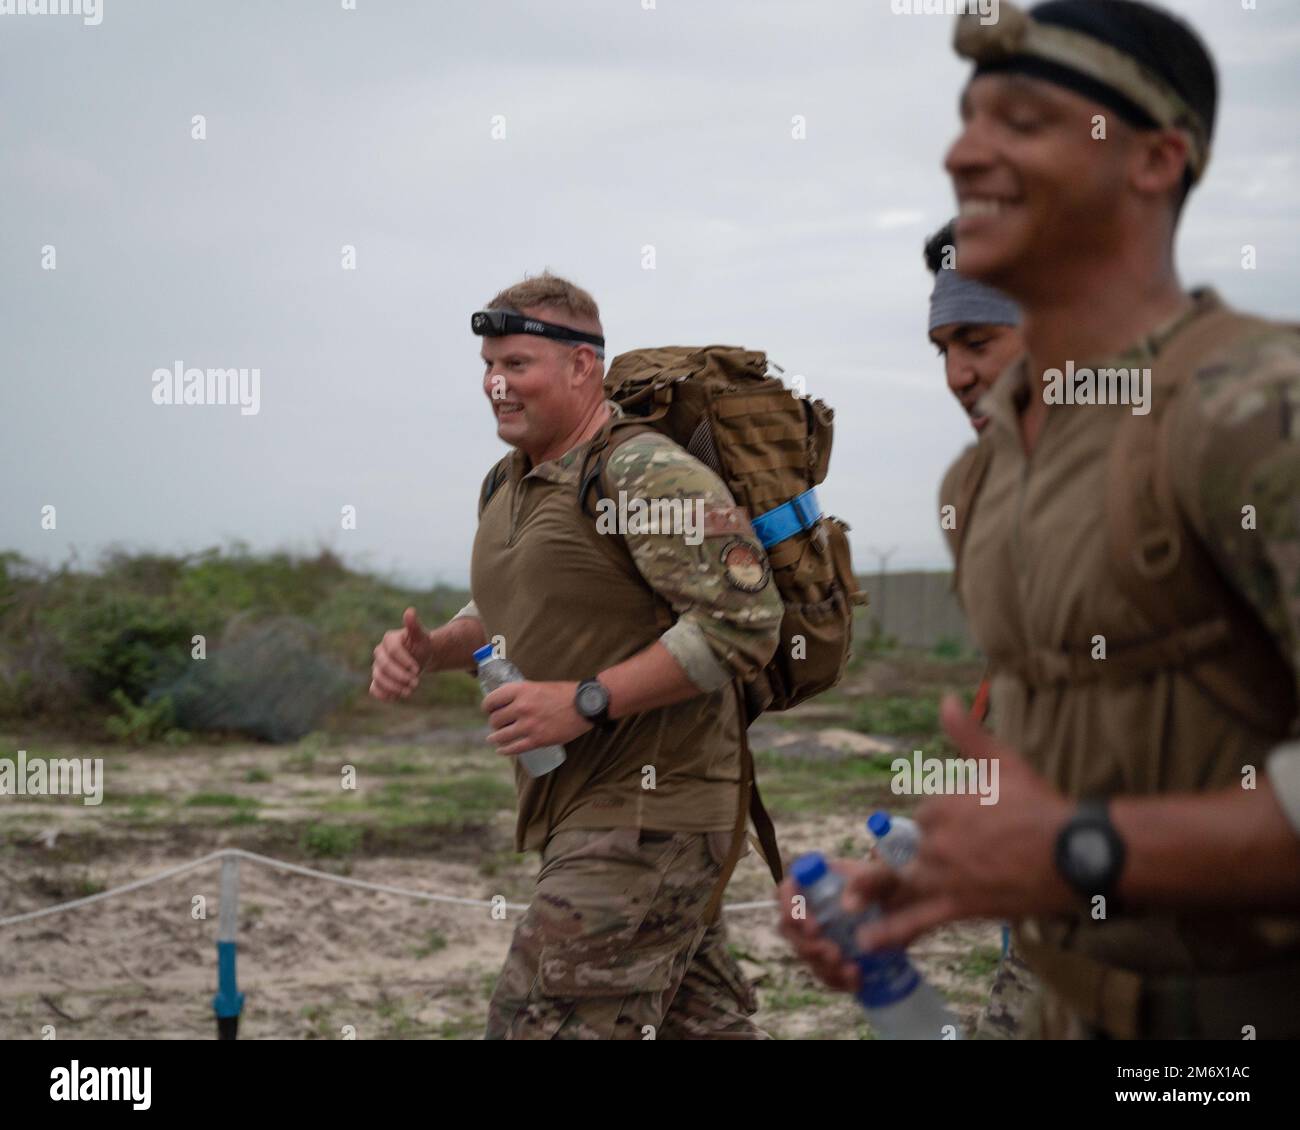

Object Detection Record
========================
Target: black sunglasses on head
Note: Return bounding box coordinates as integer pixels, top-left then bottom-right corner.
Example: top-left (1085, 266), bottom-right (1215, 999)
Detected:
top-left (471, 309), bottom-right (605, 350)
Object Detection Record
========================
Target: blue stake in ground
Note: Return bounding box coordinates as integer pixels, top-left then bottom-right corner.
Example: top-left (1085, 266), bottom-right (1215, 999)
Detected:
top-left (213, 939), bottom-right (245, 1040)
top-left (214, 856), bottom-right (245, 1039)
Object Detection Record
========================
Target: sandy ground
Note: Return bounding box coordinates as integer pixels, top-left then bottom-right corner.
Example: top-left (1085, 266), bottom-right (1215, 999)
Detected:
top-left (1, 834), bottom-right (1001, 1041)
top-left (1, 664), bottom-right (1005, 1040)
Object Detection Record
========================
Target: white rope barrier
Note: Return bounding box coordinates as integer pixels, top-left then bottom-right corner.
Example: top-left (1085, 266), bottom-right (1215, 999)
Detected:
top-left (0, 847), bottom-right (778, 928)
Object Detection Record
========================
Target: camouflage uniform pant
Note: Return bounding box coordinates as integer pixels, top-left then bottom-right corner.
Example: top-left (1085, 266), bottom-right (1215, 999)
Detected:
top-left (485, 826), bottom-right (769, 1040)
top-left (971, 939), bottom-right (1038, 1040)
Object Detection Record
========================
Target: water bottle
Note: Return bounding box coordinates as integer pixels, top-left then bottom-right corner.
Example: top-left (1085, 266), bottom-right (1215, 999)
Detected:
top-left (866, 811), bottom-right (962, 1039)
top-left (791, 850), bottom-right (960, 1040)
top-left (868, 811), bottom-right (920, 869)
top-left (874, 813), bottom-right (1016, 971)
top-left (790, 853), bottom-right (872, 956)
top-left (473, 643), bottom-right (566, 778)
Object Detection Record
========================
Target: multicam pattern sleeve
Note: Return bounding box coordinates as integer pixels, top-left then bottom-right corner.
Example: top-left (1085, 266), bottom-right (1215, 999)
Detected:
top-left (1172, 324), bottom-right (1300, 832)
top-left (604, 432), bottom-right (784, 692)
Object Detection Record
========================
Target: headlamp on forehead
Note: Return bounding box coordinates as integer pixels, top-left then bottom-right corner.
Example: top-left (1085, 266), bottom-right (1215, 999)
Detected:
top-left (471, 309), bottom-right (605, 355)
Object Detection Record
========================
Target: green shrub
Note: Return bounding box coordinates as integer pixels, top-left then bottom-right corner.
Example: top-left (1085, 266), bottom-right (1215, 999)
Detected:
top-left (931, 636), bottom-right (966, 661)
top-left (0, 547), bottom-right (473, 733)
top-left (852, 693), bottom-right (941, 738)
top-left (301, 823), bottom-right (362, 858)
top-left (104, 689), bottom-right (179, 743)
top-left (53, 594), bottom-right (193, 703)
top-left (427, 672), bottom-right (481, 707)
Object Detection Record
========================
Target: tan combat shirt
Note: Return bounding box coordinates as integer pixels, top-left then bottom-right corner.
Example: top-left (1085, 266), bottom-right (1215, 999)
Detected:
top-left (463, 404), bottom-right (783, 852)
top-left (941, 290), bottom-right (1300, 979)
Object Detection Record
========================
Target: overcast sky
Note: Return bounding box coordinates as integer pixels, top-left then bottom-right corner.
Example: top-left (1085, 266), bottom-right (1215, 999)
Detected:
top-left (3, 0), bottom-right (1298, 587)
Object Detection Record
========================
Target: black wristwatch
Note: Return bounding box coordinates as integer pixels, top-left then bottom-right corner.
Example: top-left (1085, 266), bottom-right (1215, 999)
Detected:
top-left (574, 677), bottom-right (613, 730)
top-left (1054, 799), bottom-right (1126, 904)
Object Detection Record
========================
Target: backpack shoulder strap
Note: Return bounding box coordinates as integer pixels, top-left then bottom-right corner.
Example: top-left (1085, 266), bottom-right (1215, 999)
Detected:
top-left (576, 418), bottom-right (678, 634)
top-left (477, 456), bottom-right (510, 519)
top-left (1106, 303), bottom-right (1271, 617)
top-left (702, 681), bottom-right (783, 923)
top-left (1104, 302), bottom-right (1298, 731)
top-left (577, 418), bottom-right (666, 518)
top-left (945, 440), bottom-right (993, 596)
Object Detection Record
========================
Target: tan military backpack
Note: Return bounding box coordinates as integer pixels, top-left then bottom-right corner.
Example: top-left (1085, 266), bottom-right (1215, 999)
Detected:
top-left (594, 346), bottom-right (870, 911)
top-left (478, 345), bottom-right (867, 911)
top-left (579, 345), bottom-right (868, 719)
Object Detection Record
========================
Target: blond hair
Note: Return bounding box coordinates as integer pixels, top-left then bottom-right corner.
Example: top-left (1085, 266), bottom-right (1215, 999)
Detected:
top-left (485, 271), bottom-right (602, 335)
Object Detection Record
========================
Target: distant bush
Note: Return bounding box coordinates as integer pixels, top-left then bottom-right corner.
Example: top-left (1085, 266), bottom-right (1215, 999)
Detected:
top-left (0, 547), bottom-right (470, 739)
top-left (105, 689), bottom-right (183, 744)
top-left (428, 671), bottom-right (482, 707)
top-left (852, 693), bottom-right (941, 739)
top-left (157, 617), bottom-right (354, 743)
top-left (931, 636), bottom-right (967, 661)
top-left (301, 823), bottom-right (362, 859)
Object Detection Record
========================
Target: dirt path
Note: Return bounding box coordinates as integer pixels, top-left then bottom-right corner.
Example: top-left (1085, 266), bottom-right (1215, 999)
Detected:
top-left (1, 672), bottom-right (1007, 1040)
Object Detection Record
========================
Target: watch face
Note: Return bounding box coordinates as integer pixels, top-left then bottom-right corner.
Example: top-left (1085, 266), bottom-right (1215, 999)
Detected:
top-left (577, 682), bottom-right (608, 718)
top-left (1066, 826), bottom-right (1112, 884)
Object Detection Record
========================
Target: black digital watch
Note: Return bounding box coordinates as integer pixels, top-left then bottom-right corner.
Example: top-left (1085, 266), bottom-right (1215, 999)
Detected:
top-left (574, 678), bottom-right (613, 729)
top-left (1054, 798), bottom-right (1127, 905)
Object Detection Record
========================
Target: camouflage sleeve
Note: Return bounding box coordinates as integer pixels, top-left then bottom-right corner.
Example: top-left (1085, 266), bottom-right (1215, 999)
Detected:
top-left (604, 432), bottom-right (783, 691)
top-left (1172, 327), bottom-right (1300, 829)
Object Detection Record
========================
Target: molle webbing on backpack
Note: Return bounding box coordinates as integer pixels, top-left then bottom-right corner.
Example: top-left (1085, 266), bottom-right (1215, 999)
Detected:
top-left (598, 345), bottom-right (865, 719)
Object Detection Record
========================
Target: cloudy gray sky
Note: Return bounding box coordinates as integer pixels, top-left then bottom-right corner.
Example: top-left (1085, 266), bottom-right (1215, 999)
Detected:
top-left (3, 0), bottom-right (1298, 587)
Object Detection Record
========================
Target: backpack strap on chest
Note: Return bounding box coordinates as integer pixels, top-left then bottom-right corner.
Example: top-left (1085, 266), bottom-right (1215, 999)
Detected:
top-left (576, 418), bottom-right (660, 519)
top-left (1102, 302), bottom-right (1294, 731)
top-left (577, 418), bottom-right (678, 633)
top-left (949, 440), bottom-right (993, 596)
top-left (478, 456), bottom-right (510, 518)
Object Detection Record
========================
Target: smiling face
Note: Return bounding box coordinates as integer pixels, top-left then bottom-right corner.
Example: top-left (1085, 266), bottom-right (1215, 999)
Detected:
top-left (929, 320), bottom-right (1025, 433)
top-left (480, 306), bottom-right (603, 463)
top-left (944, 72), bottom-right (1139, 298)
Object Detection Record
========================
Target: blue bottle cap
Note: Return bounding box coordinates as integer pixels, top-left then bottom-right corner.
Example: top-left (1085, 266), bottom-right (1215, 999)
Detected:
top-left (867, 812), bottom-right (891, 838)
top-left (791, 852), bottom-right (829, 888)
top-left (473, 644), bottom-right (496, 665)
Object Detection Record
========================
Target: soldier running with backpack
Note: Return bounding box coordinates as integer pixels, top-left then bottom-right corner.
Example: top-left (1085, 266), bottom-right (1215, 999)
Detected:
top-left (371, 271), bottom-right (863, 1038)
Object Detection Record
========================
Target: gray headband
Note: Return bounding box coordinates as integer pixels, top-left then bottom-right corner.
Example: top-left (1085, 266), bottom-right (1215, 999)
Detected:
top-left (928, 267), bottom-right (1022, 333)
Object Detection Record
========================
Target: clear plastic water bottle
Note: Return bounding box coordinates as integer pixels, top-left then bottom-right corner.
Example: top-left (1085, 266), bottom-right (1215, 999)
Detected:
top-left (868, 811), bottom-right (920, 869)
top-left (866, 811), bottom-right (962, 1039)
top-left (790, 853), bottom-right (873, 956)
top-left (791, 850), bottom-right (960, 1040)
top-left (473, 643), bottom-right (566, 778)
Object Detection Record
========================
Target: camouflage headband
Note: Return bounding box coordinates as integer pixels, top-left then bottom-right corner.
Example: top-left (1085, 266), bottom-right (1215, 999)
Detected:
top-left (954, 2), bottom-right (1210, 182)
